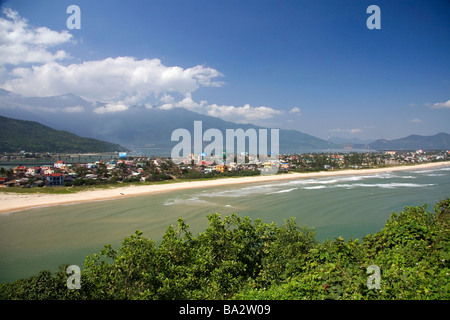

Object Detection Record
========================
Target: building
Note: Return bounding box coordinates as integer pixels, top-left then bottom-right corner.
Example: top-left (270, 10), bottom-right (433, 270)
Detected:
top-left (13, 166), bottom-right (26, 174)
top-left (54, 160), bottom-right (67, 169)
top-left (46, 173), bottom-right (64, 186)
top-left (41, 166), bottom-right (54, 175)
top-left (26, 167), bottom-right (41, 175)
top-left (215, 164), bottom-right (227, 173)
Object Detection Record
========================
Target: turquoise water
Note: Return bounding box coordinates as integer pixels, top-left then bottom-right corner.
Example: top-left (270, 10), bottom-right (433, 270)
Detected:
top-left (0, 165), bottom-right (449, 283)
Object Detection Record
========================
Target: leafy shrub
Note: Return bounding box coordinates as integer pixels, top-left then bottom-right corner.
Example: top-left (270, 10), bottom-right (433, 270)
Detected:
top-left (0, 199), bottom-right (448, 300)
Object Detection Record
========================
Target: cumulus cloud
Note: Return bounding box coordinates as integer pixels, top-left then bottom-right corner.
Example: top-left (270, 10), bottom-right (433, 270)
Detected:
top-left (430, 100), bottom-right (450, 109)
top-left (0, 8), bottom-right (72, 65)
top-left (0, 9), bottom-right (223, 105)
top-left (93, 103), bottom-right (129, 114)
top-left (0, 8), bottom-right (284, 126)
top-left (155, 92), bottom-right (282, 124)
top-left (2, 57), bottom-right (224, 104)
top-left (206, 103), bottom-right (282, 124)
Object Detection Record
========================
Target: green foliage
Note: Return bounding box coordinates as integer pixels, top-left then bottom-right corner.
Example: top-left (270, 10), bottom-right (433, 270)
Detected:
top-left (0, 199), bottom-right (449, 300)
top-left (237, 199), bottom-right (450, 300)
top-left (0, 115), bottom-right (127, 153)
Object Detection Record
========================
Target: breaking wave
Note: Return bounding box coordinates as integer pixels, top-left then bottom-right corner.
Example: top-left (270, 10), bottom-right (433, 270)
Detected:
top-left (162, 165), bottom-right (447, 205)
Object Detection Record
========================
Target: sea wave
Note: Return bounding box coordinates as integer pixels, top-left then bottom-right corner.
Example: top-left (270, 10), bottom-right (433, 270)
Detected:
top-left (163, 196), bottom-right (216, 206)
top-left (164, 166), bottom-right (445, 203)
top-left (331, 183), bottom-right (435, 190)
top-left (267, 188), bottom-right (299, 194)
top-left (302, 186), bottom-right (327, 190)
top-left (414, 167), bottom-right (450, 174)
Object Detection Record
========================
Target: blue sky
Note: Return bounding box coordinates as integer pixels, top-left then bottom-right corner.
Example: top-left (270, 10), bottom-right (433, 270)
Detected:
top-left (0, 0), bottom-right (449, 140)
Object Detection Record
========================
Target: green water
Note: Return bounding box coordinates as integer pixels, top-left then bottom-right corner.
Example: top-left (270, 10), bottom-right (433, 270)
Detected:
top-left (0, 165), bottom-right (449, 283)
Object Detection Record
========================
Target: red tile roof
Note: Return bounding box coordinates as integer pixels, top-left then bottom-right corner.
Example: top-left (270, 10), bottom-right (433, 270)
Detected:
top-left (49, 173), bottom-right (64, 177)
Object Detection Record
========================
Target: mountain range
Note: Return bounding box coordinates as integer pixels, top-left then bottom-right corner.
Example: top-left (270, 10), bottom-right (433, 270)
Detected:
top-left (0, 89), bottom-right (337, 155)
top-left (0, 89), bottom-right (448, 154)
top-left (368, 133), bottom-right (450, 151)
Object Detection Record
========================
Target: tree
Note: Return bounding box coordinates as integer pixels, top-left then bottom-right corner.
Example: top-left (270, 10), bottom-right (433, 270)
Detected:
top-left (74, 165), bottom-right (88, 178)
top-left (96, 162), bottom-right (108, 178)
top-left (1, 199), bottom-right (448, 300)
top-left (116, 162), bottom-right (128, 179)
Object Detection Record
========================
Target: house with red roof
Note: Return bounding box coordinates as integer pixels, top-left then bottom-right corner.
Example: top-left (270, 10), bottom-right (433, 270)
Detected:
top-left (13, 166), bottom-right (26, 174)
top-left (46, 173), bottom-right (64, 186)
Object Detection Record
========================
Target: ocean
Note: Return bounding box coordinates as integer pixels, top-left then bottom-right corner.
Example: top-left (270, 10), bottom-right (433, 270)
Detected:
top-left (0, 165), bottom-right (449, 283)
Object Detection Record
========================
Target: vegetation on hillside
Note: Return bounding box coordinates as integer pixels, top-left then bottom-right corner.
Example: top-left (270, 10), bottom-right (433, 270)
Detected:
top-left (0, 199), bottom-right (448, 300)
top-left (0, 115), bottom-right (127, 153)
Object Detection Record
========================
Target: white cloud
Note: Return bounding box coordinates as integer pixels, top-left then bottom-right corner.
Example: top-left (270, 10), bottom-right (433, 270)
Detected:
top-left (0, 8), bottom-right (72, 65)
top-left (184, 65), bottom-right (224, 87)
top-left (159, 93), bottom-right (175, 104)
top-left (2, 57), bottom-right (224, 104)
top-left (63, 105), bottom-right (84, 113)
top-left (289, 107), bottom-right (301, 114)
top-left (0, 9), bottom-right (223, 105)
top-left (172, 92), bottom-right (208, 111)
top-left (159, 103), bottom-right (174, 110)
top-left (430, 100), bottom-right (450, 109)
top-left (0, 9), bottom-right (284, 126)
top-left (409, 118), bottom-right (422, 123)
top-left (329, 128), bottom-right (362, 134)
top-left (156, 92), bottom-right (282, 124)
top-left (93, 103), bottom-right (129, 114)
top-left (206, 103), bottom-right (282, 124)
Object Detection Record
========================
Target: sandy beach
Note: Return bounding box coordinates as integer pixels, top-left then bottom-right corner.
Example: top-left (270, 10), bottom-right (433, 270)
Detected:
top-left (1, 162), bottom-right (448, 215)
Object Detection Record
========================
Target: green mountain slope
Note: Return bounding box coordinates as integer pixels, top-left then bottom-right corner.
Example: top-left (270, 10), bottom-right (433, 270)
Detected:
top-left (0, 115), bottom-right (128, 153)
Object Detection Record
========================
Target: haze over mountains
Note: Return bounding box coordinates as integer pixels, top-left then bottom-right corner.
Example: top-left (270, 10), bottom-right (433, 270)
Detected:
top-left (0, 89), bottom-right (448, 154)
top-left (0, 89), bottom-right (336, 154)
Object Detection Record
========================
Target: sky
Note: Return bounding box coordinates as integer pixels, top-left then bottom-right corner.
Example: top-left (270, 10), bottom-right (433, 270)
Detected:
top-left (0, 0), bottom-right (449, 141)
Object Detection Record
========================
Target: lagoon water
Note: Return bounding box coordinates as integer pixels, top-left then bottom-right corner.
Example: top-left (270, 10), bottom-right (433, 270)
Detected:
top-left (1, 165), bottom-right (449, 283)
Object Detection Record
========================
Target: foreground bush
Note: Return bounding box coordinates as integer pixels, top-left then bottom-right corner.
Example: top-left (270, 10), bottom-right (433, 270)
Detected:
top-left (0, 199), bottom-right (448, 300)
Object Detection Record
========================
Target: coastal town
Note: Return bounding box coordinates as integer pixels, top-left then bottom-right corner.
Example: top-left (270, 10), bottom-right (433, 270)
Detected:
top-left (1, 149), bottom-right (448, 189)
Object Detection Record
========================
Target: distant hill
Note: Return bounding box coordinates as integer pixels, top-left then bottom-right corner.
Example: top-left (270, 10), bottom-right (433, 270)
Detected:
top-left (0, 89), bottom-right (339, 154)
top-left (369, 132), bottom-right (450, 151)
top-left (0, 115), bottom-right (128, 153)
top-left (2, 89), bottom-right (449, 154)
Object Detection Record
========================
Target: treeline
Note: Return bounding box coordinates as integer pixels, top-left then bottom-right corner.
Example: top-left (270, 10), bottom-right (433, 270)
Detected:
top-left (180, 169), bottom-right (261, 180)
top-left (0, 199), bottom-right (449, 300)
top-left (66, 169), bottom-right (261, 187)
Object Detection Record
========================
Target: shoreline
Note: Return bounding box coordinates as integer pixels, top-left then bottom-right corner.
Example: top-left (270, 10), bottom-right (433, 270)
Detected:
top-left (0, 161), bottom-right (449, 215)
